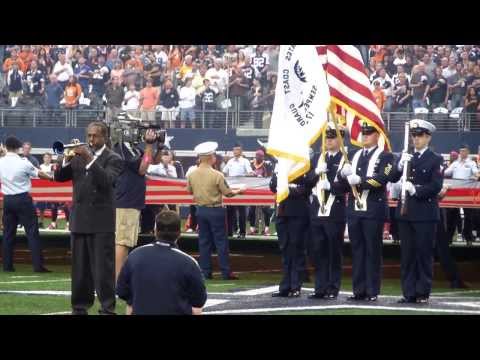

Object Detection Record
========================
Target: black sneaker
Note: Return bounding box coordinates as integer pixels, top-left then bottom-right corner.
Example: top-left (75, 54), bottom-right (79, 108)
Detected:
top-left (416, 297), bottom-right (429, 304)
top-left (308, 293), bottom-right (326, 300)
top-left (366, 296), bottom-right (378, 302)
top-left (347, 294), bottom-right (366, 301)
top-left (397, 297), bottom-right (416, 304)
top-left (326, 294), bottom-right (338, 300)
top-left (272, 291), bottom-right (290, 298)
top-left (289, 290), bottom-right (301, 297)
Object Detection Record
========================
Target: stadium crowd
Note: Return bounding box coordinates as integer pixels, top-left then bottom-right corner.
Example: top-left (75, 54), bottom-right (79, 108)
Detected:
top-left (0, 45), bottom-right (278, 128)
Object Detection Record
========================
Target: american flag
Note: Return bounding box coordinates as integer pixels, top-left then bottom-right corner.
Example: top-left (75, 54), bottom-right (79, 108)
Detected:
top-left (316, 45), bottom-right (391, 151)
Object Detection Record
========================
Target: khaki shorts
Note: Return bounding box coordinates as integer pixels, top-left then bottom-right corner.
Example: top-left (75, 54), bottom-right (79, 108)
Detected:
top-left (115, 208), bottom-right (141, 248)
top-left (141, 110), bottom-right (157, 122)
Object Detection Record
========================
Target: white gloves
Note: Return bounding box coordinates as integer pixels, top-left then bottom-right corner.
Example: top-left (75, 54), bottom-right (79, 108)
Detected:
top-left (340, 164), bottom-right (353, 178)
top-left (398, 152), bottom-right (413, 171)
top-left (288, 183), bottom-right (298, 189)
top-left (347, 174), bottom-right (361, 185)
top-left (315, 162), bottom-right (328, 175)
top-left (317, 179), bottom-right (331, 191)
top-left (404, 181), bottom-right (416, 195)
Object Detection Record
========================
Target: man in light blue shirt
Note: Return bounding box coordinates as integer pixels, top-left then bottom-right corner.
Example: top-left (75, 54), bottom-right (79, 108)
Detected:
top-left (0, 136), bottom-right (53, 272)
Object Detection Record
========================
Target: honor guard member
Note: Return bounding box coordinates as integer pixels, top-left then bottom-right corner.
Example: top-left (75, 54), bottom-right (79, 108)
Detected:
top-left (270, 164), bottom-right (312, 298)
top-left (186, 142), bottom-right (244, 280)
top-left (338, 121), bottom-right (394, 302)
top-left (443, 144), bottom-right (479, 247)
top-left (0, 136), bottom-right (52, 272)
top-left (390, 119), bottom-right (443, 304)
top-left (305, 123), bottom-right (347, 300)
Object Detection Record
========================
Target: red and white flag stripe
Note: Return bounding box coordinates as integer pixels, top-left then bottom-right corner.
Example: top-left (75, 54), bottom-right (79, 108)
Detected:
top-left (316, 45), bottom-right (391, 151)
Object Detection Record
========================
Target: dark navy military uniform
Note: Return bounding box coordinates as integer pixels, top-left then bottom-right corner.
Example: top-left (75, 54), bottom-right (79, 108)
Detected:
top-left (305, 152), bottom-right (346, 297)
top-left (338, 147), bottom-right (394, 299)
top-left (116, 240), bottom-right (207, 315)
top-left (390, 148), bottom-right (443, 301)
top-left (270, 173), bottom-right (311, 296)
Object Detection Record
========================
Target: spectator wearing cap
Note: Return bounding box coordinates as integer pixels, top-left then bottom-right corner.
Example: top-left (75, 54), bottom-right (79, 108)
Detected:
top-left (446, 65), bottom-right (466, 111)
top-left (105, 76), bottom-right (125, 123)
top-left (122, 82), bottom-right (141, 119)
top-left (428, 67), bottom-right (448, 109)
top-left (410, 63), bottom-right (430, 110)
top-left (198, 78), bottom-right (218, 128)
top-left (6, 61), bottom-right (23, 107)
top-left (223, 143), bottom-right (253, 240)
top-left (0, 136), bottom-right (53, 273)
top-left (74, 57), bottom-right (92, 96)
top-left (179, 76), bottom-right (196, 128)
top-left (116, 210), bottom-right (207, 315)
top-left (139, 78), bottom-right (160, 122)
top-left (158, 79), bottom-right (179, 128)
top-left (52, 53), bottom-right (73, 89)
top-left (372, 80), bottom-right (386, 111)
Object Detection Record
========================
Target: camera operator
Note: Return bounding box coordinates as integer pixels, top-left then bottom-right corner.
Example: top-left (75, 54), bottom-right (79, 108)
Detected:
top-left (112, 128), bottom-right (163, 282)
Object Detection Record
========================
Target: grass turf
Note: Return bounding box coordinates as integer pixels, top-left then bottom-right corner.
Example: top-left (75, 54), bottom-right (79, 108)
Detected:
top-left (0, 264), bottom-right (479, 315)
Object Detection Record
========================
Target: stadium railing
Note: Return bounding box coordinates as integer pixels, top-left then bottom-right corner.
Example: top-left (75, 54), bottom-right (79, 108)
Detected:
top-left (0, 107), bottom-right (478, 132)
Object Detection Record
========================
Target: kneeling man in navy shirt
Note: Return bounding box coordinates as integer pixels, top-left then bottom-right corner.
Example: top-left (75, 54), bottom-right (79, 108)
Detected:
top-left (117, 210), bottom-right (207, 315)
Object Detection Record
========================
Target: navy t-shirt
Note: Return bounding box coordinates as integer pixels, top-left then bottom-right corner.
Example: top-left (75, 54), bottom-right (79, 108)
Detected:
top-left (113, 143), bottom-right (146, 210)
top-left (116, 241), bottom-right (207, 315)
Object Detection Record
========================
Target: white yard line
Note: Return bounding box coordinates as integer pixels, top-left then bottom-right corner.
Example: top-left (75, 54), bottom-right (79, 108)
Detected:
top-left (9, 276), bottom-right (40, 279)
top-left (0, 290), bottom-right (71, 296)
top-left (42, 311), bottom-right (71, 315)
top-left (0, 279), bottom-right (69, 284)
top-left (205, 304), bottom-right (480, 315)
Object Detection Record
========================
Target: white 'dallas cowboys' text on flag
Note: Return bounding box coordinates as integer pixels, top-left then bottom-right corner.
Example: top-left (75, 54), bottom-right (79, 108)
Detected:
top-left (267, 45), bottom-right (330, 203)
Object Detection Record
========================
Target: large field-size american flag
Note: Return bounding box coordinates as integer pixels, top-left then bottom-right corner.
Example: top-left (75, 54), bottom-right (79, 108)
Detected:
top-left (316, 45), bottom-right (391, 151)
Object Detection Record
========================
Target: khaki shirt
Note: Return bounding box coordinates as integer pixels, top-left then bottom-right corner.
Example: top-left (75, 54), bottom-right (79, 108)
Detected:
top-left (187, 164), bottom-right (232, 206)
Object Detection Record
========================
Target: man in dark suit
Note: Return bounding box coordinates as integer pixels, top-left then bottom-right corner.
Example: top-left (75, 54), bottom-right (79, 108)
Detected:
top-left (338, 122), bottom-right (394, 302)
top-left (304, 124), bottom-right (346, 300)
top-left (390, 119), bottom-right (443, 304)
top-left (54, 121), bottom-right (123, 315)
top-left (270, 168), bottom-right (311, 298)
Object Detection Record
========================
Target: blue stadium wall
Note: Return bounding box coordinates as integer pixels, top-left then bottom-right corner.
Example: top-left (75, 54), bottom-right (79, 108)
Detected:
top-left (0, 128), bottom-right (479, 154)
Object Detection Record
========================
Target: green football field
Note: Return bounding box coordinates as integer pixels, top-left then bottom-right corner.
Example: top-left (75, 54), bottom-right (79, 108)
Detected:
top-left (0, 264), bottom-right (479, 315)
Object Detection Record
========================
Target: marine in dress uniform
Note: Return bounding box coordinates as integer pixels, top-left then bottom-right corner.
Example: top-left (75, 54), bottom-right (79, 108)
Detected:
top-left (186, 142), bottom-right (243, 280)
top-left (390, 119), bottom-right (443, 304)
top-left (0, 136), bottom-right (52, 273)
top-left (270, 167), bottom-right (311, 298)
top-left (337, 122), bottom-right (394, 302)
top-left (443, 144), bottom-right (479, 247)
top-left (304, 124), bottom-right (346, 300)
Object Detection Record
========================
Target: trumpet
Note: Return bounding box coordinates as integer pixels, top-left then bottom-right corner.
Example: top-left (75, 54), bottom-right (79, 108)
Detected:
top-left (52, 139), bottom-right (87, 157)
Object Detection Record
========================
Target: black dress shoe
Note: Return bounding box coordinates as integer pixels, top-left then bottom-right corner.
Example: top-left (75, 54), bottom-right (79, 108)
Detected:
top-left (308, 293), bottom-right (326, 299)
top-left (272, 291), bottom-right (290, 298)
top-left (347, 294), bottom-right (366, 301)
top-left (397, 297), bottom-right (416, 304)
top-left (366, 296), bottom-right (378, 302)
top-left (326, 294), bottom-right (338, 300)
top-left (289, 290), bottom-right (301, 297)
top-left (34, 267), bottom-right (52, 273)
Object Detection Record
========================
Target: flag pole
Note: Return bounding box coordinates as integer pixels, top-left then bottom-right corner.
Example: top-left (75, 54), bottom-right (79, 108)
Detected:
top-left (319, 125), bottom-right (327, 213)
top-left (329, 105), bottom-right (363, 209)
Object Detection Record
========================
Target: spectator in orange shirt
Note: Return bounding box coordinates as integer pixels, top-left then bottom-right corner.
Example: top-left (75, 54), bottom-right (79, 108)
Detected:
top-left (372, 80), bottom-right (386, 111)
top-left (19, 45), bottom-right (34, 72)
top-left (125, 50), bottom-right (144, 72)
top-left (139, 78), bottom-right (160, 122)
top-left (2, 49), bottom-right (25, 74)
top-left (64, 75), bottom-right (82, 109)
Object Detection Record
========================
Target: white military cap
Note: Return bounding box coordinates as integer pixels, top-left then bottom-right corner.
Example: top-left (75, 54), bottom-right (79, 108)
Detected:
top-left (194, 141), bottom-right (218, 156)
top-left (409, 119), bottom-right (436, 134)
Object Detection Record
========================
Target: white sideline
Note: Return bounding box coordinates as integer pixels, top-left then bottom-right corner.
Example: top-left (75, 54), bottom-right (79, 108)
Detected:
top-left (0, 279), bottom-right (69, 284)
top-left (204, 304), bottom-right (480, 315)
